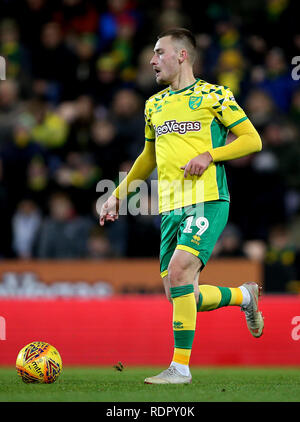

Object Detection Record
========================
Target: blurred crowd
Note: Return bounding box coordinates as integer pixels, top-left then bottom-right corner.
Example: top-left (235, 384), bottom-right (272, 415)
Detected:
top-left (1, 0), bottom-right (300, 292)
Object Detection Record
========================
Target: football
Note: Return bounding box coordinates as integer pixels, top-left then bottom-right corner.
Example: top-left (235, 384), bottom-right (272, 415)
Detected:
top-left (16, 341), bottom-right (62, 384)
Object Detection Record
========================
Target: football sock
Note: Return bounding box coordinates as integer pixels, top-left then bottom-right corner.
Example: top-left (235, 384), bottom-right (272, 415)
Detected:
top-left (171, 356), bottom-right (191, 376)
top-left (197, 285), bottom-right (246, 312)
top-left (170, 284), bottom-right (196, 375)
top-left (239, 285), bottom-right (251, 306)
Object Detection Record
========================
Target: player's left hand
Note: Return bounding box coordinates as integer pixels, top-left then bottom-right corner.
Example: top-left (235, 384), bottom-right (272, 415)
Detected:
top-left (180, 151), bottom-right (213, 178)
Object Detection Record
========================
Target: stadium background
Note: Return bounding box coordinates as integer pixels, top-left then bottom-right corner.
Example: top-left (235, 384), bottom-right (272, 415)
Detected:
top-left (0, 0), bottom-right (300, 367)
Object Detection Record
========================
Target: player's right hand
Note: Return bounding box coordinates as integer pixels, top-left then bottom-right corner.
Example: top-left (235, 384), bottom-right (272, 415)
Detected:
top-left (99, 195), bottom-right (120, 226)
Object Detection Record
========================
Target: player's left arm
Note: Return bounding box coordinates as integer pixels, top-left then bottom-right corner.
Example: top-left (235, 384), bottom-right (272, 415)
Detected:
top-left (208, 118), bottom-right (262, 162)
top-left (181, 85), bottom-right (262, 178)
top-left (181, 119), bottom-right (261, 177)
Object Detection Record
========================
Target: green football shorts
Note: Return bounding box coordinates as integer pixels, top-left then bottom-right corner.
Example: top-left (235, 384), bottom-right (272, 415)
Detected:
top-left (160, 200), bottom-right (229, 278)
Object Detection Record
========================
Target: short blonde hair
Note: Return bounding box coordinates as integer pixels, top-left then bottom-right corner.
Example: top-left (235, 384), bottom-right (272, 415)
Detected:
top-left (157, 28), bottom-right (197, 64)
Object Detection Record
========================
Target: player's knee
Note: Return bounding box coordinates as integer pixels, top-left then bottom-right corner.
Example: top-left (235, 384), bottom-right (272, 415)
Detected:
top-left (168, 261), bottom-right (190, 287)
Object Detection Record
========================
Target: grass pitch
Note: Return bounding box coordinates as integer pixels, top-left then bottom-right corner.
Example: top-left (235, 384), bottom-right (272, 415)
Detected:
top-left (0, 366), bottom-right (300, 402)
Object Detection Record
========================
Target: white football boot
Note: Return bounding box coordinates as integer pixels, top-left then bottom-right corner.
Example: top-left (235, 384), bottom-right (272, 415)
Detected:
top-left (240, 282), bottom-right (264, 338)
top-left (144, 365), bottom-right (192, 384)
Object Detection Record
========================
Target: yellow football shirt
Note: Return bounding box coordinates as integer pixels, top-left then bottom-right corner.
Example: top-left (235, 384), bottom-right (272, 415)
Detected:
top-left (144, 78), bottom-right (248, 213)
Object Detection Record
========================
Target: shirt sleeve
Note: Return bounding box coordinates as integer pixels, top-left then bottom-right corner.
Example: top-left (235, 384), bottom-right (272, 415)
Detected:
top-left (144, 100), bottom-right (156, 141)
top-left (210, 87), bottom-right (248, 130)
top-left (208, 119), bottom-right (262, 162)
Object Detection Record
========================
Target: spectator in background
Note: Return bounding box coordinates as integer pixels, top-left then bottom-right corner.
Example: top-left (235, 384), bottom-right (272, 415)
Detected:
top-left (255, 48), bottom-right (300, 112)
top-left (235, 121), bottom-right (289, 239)
top-left (256, 0), bottom-right (292, 49)
top-left (12, 0), bottom-right (55, 50)
top-left (259, 121), bottom-right (300, 217)
top-left (110, 88), bottom-right (145, 159)
top-left (86, 226), bottom-right (113, 259)
top-left (63, 95), bottom-right (95, 156)
top-left (0, 80), bottom-right (23, 146)
top-left (245, 35), bottom-right (268, 67)
top-left (288, 206), bottom-right (300, 250)
top-left (92, 54), bottom-right (124, 109)
top-left (0, 19), bottom-right (32, 97)
top-left (0, 112), bottom-right (47, 212)
top-left (215, 48), bottom-right (245, 97)
top-left (72, 33), bottom-right (98, 98)
top-left (26, 155), bottom-right (51, 211)
top-left (291, 33), bottom-right (300, 63)
top-left (226, 156), bottom-right (284, 242)
top-left (214, 18), bottom-right (242, 51)
top-left (0, 156), bottom-right (12, 257)
top-left (53, 152), bottom-right (100, 215)
top-left (223, 131), bottom-right (265, 241)
top-left (31, 21), bottom-right (77, 102)
top-left (109, 13), bottom-right (137, 81)
top-left (214, 223), bottom-right (245, 258)
top-left (53, 0), bottom-right (99, 38)
top-left (28, 96), bottom-right (70, 165)
top-left (34, 192), bottom-right (93, 258)
top-left (148, 0), bottom-right (192, 40)
top-left (97, 0), bottom-right (141, 53)
top-left (12, 199), bottom-right (42, 258)
top-left (228, 117), bottom-right (300, 238)
top-left (244, 89), bottom-right (278, 131)
top-left (90, 116), bottom-right (126, 181)
top-left (289, 89), bottom-right (300, 127)
top-left (199, 18), bottom-right (243, 86)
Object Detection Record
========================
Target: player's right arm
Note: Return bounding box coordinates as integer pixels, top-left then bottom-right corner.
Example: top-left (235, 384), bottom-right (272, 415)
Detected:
top-left (99, 140), bottom-right (156, 226)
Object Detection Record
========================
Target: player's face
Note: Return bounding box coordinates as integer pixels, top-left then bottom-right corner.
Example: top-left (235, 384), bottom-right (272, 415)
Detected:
top-left (150, 36), bottom-right (180, 85)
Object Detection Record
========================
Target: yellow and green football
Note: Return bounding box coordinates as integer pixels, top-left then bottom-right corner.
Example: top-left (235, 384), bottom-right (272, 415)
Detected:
top-left (16, 341), bottom-right (62, 384)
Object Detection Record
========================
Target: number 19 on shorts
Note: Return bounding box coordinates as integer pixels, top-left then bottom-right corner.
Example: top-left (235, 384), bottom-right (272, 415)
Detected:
top-left (183, 216), bottom-right (209, 236)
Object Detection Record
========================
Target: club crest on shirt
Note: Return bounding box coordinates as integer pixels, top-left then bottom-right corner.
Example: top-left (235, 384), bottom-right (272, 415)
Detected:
top-left (189, 95), bottom-right (203, 110)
